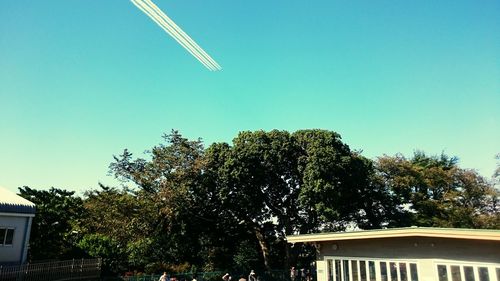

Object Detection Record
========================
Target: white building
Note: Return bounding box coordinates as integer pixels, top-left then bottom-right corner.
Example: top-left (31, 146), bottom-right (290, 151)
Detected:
top-left (0, 186), bottom-right (35, 265)
top-left (287, 227), bottom-right (500, 281)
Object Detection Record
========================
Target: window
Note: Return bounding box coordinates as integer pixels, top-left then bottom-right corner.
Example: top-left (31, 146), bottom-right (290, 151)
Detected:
top-left (478, 268), bottom-right (489, 281)
top-left (399, 263), bottom-right (408, 281)
top-left (409, 263), bottom-right (418, 281)
top-left (380, 262), bottom-right (388, 281)
top-left (463, 266), bottom-right (474, 281)
top-left (436, 264), bottom-right (498, 281)
top-left (0, 227), bottom-right (15, 246)
top-left (368, 261), bottom-right (376, 281)
top-left (360, 261), bottom-right (367, 281)
top-left (325, 258), bottom-right (419, 281)
top-left (390, 262), bottom-right (398, 281)
top-left (451, 266), bottom-right (462, 281)
top-left (437, 265), bottom-right (448, 281)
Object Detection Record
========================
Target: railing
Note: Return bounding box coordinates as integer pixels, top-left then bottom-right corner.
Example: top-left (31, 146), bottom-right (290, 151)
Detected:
top-left (123, 270), bottom-right (290, 281)
top-left (0, 258), bottom-right (102, 281)
top-left (122, 271), bottom-right (223, 281)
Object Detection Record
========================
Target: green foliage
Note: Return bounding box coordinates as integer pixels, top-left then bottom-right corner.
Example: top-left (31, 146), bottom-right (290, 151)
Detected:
top-left (376, 151), bottom-right (499, 228)
top-left (80, 185), bottom-right (161, 271)
top-left (77, 233), bottom-right (126, 273)
top-left (232, 240), bottom-right (261, 273)
top-left (18, 130), bottom-right (499, 276)
top-left (127, 238), bottom-right (154, 267)
top-left (18, 186), bottom-right (85, 260)
top-left (78, 234), bottom-right (120, 257)
top-left (204, 129), bottom-right (386, 270)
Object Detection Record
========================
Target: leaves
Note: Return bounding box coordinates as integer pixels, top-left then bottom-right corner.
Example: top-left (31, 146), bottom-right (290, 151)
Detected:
top-left (18, 131), bottom-right (499, 275)
top-left (375, 152), bottom-right (499, 229)
top-left (18, 186), bottom-right (84, 260)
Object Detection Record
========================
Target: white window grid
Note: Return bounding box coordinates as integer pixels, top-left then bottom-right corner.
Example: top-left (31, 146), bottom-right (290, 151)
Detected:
top-left (325, 257), bottom-right (421, 281)
top-left (433, 260), bottom-right (499, 281)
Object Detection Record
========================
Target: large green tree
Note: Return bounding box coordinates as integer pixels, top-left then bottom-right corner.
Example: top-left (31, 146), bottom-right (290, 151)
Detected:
top-left (18, 186), bottom-right (85, 260)
top-left (376, 152), bottom-right (499, 228)
top-left (108, 131), bottom-right (225, 271)
top-left (205, 129), bottom-right (387, 270)
top-left (78, 185), bottom-right (159, 271)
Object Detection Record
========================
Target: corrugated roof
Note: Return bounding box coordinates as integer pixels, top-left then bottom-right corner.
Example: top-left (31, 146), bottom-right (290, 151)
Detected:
top-left (287, 227), bottom-right (500, 243)
top-left (0, 186), bottom-right (36, 214)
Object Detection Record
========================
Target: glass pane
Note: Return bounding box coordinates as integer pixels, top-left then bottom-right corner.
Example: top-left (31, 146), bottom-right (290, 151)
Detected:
top-left (360, 261), bottom-right (367, 281)
top-left (438, 265), bottom-right (448, 281)
top-left (478, 268), bottom-right (489, 281)
top-left (0, 228), bottom-right (5, 245)
top-left (335, 260), bottom-right (341, 281)
top-left (390, 262), bottom-right (398, 281)
top-left (369, 261), bottom-right (376, 281)
top-left (328, 260), bottom-right (334, 281)
top-left (380, 262), bottom-right (388, 281)
top-left (400, 263), bottom-right (408, 281)
top-left (343, 260), bottom-right (350, 281)
top-left (463, 266), bottom-right (474, 281)
top-left (5, 229), bottom-right (14, 245)
top-left (496, 268), bottom-right (500, 281)
top-left (410, 263), bottom-right (419, 281)
top-left (451, 266), bottom-right (462, 281)
top-left (351, 261), bottom-right (359, 281)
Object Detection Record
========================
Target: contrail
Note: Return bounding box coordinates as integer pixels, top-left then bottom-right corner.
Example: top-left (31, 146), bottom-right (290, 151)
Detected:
top-left (140, 0), bottom-right (222, 70)
top-left (131, 0), bottom-right (221, 71)
top-left (131, 0), bottom-right (218, 70)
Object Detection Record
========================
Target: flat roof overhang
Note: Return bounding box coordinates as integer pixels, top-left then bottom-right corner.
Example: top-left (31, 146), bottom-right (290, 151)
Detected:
top-left (287, 227), bottom-right (500, 244)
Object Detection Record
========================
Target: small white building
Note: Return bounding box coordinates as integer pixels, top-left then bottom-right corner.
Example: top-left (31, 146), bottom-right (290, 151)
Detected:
top-left (0, 186), bottom-right (35, 265)
top-left (287, 227), bottom-right (500, 281)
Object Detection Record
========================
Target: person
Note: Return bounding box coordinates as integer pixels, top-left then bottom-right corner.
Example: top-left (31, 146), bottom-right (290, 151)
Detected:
top-left (223, 273), bottom-right (231, 281)
top-left (290, 267), bottom-right (297, 281)
top-left (248, 270), bottom-right (257, 281)
top-left (300, 269), bottom-right (306, 281)
top-left (305, 269), bottom-right (311, 281)
top-left (238, 276), bottom-right (246, 281)
top-left (159, 272), bottom-right (168, 281)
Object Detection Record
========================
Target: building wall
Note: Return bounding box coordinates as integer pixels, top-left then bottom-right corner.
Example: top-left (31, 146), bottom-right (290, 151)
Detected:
top-left (0, 214), bottom-right (31, 264)
top-left (314, 237), bottom-right (500, 281)
top-left (318, 237), bottom-right (500, 263)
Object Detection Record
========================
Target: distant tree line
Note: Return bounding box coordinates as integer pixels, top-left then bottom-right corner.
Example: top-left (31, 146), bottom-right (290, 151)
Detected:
top-left (18, 129), bottom-right (500, 275)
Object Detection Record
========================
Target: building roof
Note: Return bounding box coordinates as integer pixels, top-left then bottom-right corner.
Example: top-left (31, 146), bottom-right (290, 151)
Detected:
top-left (287, 227), bottom-right (500, 243)
top-left (0, 186), bottom-right (36, 214)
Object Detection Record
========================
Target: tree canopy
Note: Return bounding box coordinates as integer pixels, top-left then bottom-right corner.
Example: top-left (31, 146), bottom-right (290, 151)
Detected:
top-left (17, 130), bottom-right (500, 275)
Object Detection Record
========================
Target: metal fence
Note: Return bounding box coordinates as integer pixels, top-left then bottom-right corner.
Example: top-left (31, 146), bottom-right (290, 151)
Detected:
top-left (0, 258), bottom-right (102, 281)
top-left (122, 270), bottom-right (290, 281)
top-left (122, 271), bottom-right (223, 281)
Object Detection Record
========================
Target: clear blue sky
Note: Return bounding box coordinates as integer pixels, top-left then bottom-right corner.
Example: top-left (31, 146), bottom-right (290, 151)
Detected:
top-left (1, 0), bottom-right (499, 193)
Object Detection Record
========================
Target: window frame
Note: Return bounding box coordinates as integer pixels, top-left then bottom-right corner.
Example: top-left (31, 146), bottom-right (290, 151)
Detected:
top-left (324, 256), bottom-right (421, 281)
top-left (0, 227), bottom-right (16, 246)
top-left (433, 260), bottom-right (499, 281)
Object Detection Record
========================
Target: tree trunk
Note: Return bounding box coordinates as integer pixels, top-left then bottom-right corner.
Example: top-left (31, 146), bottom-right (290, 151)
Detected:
top-left (254, 226), bottom-right (271, 272)
top-left (284, 219), bottom-right (292, 270)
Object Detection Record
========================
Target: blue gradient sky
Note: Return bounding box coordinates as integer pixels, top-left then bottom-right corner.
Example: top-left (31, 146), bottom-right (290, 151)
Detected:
top-left (1, 0), bottom-right (499, 193)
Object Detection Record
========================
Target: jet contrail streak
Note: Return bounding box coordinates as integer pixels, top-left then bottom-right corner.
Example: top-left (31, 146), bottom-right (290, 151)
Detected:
top-left (131, 0), bottom-right (221, 71)
top-left (131, 0), bottom-right (216, 70)
top-left (141, 0), bottom-right (222, 70)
